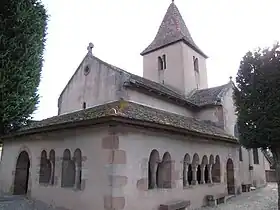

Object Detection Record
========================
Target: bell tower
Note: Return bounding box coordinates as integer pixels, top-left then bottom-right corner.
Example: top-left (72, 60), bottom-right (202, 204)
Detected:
top-left (141, 1), bottom-right (208, 95)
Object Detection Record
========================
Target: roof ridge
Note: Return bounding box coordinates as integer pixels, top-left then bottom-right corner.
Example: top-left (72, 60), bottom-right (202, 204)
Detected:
top-left (58, 52), bottom-right (134, 105)
top-left (196, 83), bottom-right (230, 92)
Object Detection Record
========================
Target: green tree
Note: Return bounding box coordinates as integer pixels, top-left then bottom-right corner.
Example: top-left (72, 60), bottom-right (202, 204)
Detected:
top-left (234, 43), bottom-right (280, 209)
top-left (0, 0), bottom-right (47, 135)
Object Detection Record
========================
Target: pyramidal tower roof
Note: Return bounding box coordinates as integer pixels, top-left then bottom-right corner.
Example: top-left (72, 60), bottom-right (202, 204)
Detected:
top-left (141, 1), bottom-right (207, 58)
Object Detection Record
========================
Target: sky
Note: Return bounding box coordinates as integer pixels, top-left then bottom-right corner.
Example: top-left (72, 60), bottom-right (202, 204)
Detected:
top-left (35, 0), bottom-right (280, 120)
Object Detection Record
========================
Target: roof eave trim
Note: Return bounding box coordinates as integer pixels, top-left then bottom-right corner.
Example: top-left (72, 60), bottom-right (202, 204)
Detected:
top-left (1, 116), bottom-right (237, 145)
top-left (140, 39), bottom-right (208, 58)
top-left (115, 117), bottom-right (238, 144)
top-left (0, 117), bottom-right (113, 140)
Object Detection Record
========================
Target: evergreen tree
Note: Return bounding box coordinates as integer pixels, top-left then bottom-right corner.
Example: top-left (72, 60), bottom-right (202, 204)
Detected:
top-left (234, 43), bottom-right (280, 209)
top-left (0, 0), bottom-right (47, 135)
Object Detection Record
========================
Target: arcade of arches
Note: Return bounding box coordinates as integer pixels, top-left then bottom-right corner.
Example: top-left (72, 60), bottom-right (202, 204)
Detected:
top-left (148, 150), bottom-right (234, 190)
top-left (13, 148), bottom-right (235, 195)
top-left (13, 148), bottom-right (83, 195)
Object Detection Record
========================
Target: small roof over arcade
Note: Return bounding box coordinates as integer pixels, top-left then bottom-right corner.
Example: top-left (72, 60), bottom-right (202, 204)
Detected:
top-left (2, 100), bottom-right (237, 144)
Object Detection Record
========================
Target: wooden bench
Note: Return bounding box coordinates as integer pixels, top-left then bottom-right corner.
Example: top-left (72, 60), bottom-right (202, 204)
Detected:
top-left (206, 193), bottom-right (227, 207)
top-left (159, 200), bottom-right (191, 210)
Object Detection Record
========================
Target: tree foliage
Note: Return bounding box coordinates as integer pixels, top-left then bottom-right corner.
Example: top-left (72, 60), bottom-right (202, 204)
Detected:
top-left (234, 43), bottom-right (280, 150)
top-left (0, 0), bottom-right (47, 135)
top-left (234, 43), bottom-right (280, 209)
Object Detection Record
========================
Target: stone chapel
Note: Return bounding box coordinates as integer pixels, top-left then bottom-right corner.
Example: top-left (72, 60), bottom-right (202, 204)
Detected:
top-left (0, 1), bottom-right (268, 210)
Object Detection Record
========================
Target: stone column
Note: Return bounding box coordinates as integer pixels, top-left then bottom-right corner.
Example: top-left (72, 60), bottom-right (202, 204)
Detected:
top-left (208, 164), bottom-right (213, 184)
top-left (200, 165), bottom-right (205, 184)
top-left (183, 164), bottom-right (189, 187)
top-left (49, 161), bottom-right (54, 185)
top-left (57, 157), bottom-right (63, 187)
top-left (171, 160), bottom-right (180, 188)
top-left (74, 163), bottom-right (81, 190)
top-left (191, 165), bottom-right (198, 185)
top-left (150, 163), bottom-right (158, 188)
top-left (103, 132), bottom-right (126, 210)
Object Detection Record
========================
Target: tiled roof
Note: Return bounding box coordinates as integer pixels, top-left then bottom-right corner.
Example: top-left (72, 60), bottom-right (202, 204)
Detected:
top-left (13, 101), bottom-right (236, 142)
top-left (125, 72), bottom-right (232, 108)
top-left (58, 49), bottom-right (226, 110)
top-left (124, 74), bottom-right (198, 108)
top-left (188, 83), bottom-right (232, 106)
top-left (141, 2), bottom-right (207, 57)
top-left (92, 55), bottom-right (232, 108)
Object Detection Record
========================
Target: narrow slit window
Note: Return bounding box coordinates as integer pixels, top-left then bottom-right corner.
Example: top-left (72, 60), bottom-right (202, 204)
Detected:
top-left (158, 56), bottom-right (164, 70)
top-left (162, 54), bottom-right (167, 69)
top-left (193, 57), bottom-right (199, 72)
top-left (239, 146), bottom-right (243, 161)
top-left (253, 148), bottom-right (259, 164)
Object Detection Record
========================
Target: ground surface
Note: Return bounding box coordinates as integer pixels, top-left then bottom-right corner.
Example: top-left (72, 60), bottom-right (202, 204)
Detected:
top-left (0, 183), bottom-right (277, 209)
top-left (198, 183), bottom-right (277, 210)
top-left (0, 196), bottom-right (68, 210)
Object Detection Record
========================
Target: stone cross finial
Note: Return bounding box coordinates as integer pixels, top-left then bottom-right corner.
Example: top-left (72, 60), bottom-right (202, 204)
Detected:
top-left (172, 0), bottom-right (174, 2)
top-left (229, 76), bottom-right (233, 81)
top-left (87, 42), bottom-right (94, 55)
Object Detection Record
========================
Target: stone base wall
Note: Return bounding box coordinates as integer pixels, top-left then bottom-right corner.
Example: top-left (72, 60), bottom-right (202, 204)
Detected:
top-left (118, 128), bottom-right (241, 210)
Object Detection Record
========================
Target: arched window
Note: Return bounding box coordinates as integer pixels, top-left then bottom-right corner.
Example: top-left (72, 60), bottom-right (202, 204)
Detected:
top-left (239, 146), bottom-right (243, 161)
top-left (74, 149), bottom-right (82, 190)
top-left (49, 150), bottom-right (55, 185)
top-left (61, 149), bottom-right (75, 188)
top-left (148, 150), bottom-right (160, 189)
top-left (253, 148), bottom-right (259, 164)
top-left (157, 152), bottom-right (172, 189)
top-left (158, 56), bottom-right (164, 70)
top-left (201, 155), bottom-right (208, 184)
top-left (193, 57), bottom-right (199, 72)
top-left (14, 151), bottom-right (30, 195)
top-left (187, 164), bottom-right (192, 185)
top-left (212, 155), bottom-right (221, 183)
top-left (197, 165), bottom-right (201, 184)
top-left (162, 54), bottom-right (167, 69)
top-left (39, 150), bottom-right (51, 184)
top-left (158, 55), bottom-right (166, 84)
top-left (183, 153), bottom-right (190, 187)
top-left (204, 165), bottom-right (209, 183)
top-left (193, 56), bottom-right (200, 88)
top-left (191, 153), bottom-right (200, 185)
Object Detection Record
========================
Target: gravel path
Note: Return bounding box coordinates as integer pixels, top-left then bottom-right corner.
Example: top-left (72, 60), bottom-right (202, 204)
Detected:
top-left (0, 184), bottom-right (277, 209)
top-left (198, 183), bottom-right (278, 210)
top-left (0, 196), bottom-right (68, 210)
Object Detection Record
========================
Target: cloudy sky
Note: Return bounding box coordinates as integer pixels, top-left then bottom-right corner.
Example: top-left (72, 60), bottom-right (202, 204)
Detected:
top-left (35, 0), bottom-right (280, 120)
